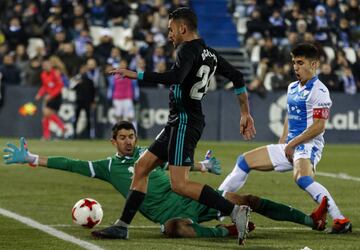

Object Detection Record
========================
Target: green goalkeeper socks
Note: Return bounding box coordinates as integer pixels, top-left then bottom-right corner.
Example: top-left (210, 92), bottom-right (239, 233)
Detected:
top-left (190, 223), bottom-right (229, 237)
top-left (255, 198), bottom-right (313, 228)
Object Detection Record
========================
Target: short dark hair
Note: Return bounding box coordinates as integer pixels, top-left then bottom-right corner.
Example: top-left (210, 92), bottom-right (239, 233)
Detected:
top-left (291, 43), bottom-right (320, 61)
top-left (112, 121), bottom-right (136, 139)
top-left (169, 7), bottom-right (198, 31)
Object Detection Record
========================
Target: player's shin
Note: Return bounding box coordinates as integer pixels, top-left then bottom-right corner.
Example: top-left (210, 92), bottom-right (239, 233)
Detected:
top-left (218, 155), bottom-right (250, 192)
top-left (297, 176), bottom-right (345, 220)
top-left (190, 223), bottom-right (229, 237)
top-left (254, 198), bottom-right (314, 228)
top-left (198, 185), bottom-right (235, 215)
top-left (117, 190), bottom-right (146, 226)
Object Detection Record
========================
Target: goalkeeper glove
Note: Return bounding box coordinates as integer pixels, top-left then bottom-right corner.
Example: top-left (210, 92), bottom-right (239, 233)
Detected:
top-left (200, 150), bottom-right (222, 175)
top-left (3, 137), bottom-right (39, 167)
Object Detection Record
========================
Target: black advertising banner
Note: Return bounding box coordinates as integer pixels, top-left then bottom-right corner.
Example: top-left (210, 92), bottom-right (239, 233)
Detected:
top-left (0, 86), bottom-right (359, 143)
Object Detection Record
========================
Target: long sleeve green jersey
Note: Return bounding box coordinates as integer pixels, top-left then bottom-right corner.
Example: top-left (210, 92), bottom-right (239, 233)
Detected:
top-left (47, 146), bottom-right (213, 224)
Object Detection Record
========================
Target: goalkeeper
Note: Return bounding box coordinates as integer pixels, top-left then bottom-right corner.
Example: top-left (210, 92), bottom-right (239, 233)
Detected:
top-left (3, 121), bottom-right (328, 239)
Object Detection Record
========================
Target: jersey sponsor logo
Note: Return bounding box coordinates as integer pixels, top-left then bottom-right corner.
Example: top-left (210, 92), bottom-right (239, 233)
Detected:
top-left (299, 90), bottom-right (310, 99)
top-left (128, 166), bottom-right (134, 179)
top-left (317, 102), bottom-right (331, 108)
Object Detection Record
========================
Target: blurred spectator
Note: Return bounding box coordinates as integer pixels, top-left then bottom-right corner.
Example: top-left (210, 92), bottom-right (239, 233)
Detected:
top-left (69, 17), bottom-right (89, 40)
top-left (259, 37), bottom-right (280, 69)
top-left (94, 29), bottom-right (114, 65)
top-left (74, 28), bottom-right (92, 57)
top-left (23, 56), bottom-right (42, 87)
top-left (14, 44), bottom-right (29, 77)
top-left (0, 43), bottom-right (8, 64)
top-left (71, 63), bottom-right (96, 139)
top-left (310, 5), bottom-right (332, 46)
top-left (0, 54), bottom-right (21, 85)
top-left (341, 66), bottom-right (357, 95)
top-left (107, 0), bottom-right (130, 27)
top-left (318, 63), bottom-right (341, 91)
top-left (148, 45), bottom-right (166, 71)
top-left (279, 32), bottom-right (298, 63)
top-left (3, 17), bottom-right (28, 50)
top-left (331, 49), bottom-right (351, 72)
top-left (86, 57), bottom-right (106, 101)
top-left (245, 9), bottom-right (268, 40)
top-left (344, 0), bottom-right (360, 27)
top-left (153, 6), bottom-right (169, 34)
top-left (80, 42), bottom-right (98, 63)
top-left (295, 19), bottom-right (308, 42)
top-left (106, 47), bottom-right (122, 68)
top-left (48, 26), bottom-right (69, 55)
top-left (259, 0), bottom-right (280, 21)
top-left (89, 0), bottom-right (108, 27)
top-left (325, 0), bottom-right (341, 24)
top-left (268, 9), bottom-right (287, 45)
top-left (56, 42), bottom-right (81, 77)
top-left (336, 18), bottom-right (352, 48)
top-left (269, 63), bottom-right (291, 91)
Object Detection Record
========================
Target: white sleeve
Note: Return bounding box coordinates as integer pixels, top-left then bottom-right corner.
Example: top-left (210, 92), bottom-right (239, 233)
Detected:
top-left (311, 87), bottom-right (332, 110)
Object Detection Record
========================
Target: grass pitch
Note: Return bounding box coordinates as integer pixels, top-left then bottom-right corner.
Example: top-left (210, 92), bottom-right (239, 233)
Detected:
top-left (0, 138), bottom-right (359, 249)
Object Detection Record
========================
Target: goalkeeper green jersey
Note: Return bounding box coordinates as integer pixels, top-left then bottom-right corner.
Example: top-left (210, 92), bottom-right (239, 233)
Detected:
top-left (47, 146), bottom-right (218, 224)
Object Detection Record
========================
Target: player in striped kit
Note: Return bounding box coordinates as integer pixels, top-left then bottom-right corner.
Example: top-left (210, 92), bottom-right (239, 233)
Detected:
top-left (218, 43), bottom-right (352, 234)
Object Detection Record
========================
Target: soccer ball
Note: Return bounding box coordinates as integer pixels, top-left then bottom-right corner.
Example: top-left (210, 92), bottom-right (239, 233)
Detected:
top-left (72, 198), bottom-right (103, 228)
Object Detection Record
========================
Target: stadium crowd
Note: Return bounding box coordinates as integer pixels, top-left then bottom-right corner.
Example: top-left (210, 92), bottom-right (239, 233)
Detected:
top-left (0, 0), bottom-right (188, 138)
top-left (229, 0), bottom-right (360, 95)
top-left (0, 0), bottom-right (359, 135)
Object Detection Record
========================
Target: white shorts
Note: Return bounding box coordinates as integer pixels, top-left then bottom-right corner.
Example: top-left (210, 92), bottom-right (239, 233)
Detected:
top-left (266, 143), bottom-right (322, 172)
top-left (113, 99), bottom-right (135, 119)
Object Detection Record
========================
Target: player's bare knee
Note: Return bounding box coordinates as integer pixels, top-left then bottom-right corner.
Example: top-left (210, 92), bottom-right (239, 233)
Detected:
top-left (163, 219), bottom-right (194, 238)
top-left (170, 181), bottom-right (187, 196)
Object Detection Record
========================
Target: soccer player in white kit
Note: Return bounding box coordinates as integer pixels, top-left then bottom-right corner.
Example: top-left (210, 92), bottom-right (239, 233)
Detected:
top-left (219, 43), bottom-right (352, 234)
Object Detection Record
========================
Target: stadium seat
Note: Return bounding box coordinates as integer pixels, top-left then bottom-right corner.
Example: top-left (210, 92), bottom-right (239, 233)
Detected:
top-left (343, 47), bottom-right (357, 64)
top-left (250, 45), bottom-right (260, 64)
top-left (323, 46), bottom-right (335, 64)
top-left (236, 17), bottom-right (248, 35)
top-left (27, 38), bottom-right (45, 59)
top-left (90, 26), bottom-right (106, 46)
top-left (111, 27), bottom-right (133, 50)
top-left (263, 72), bottom-right (275, 91)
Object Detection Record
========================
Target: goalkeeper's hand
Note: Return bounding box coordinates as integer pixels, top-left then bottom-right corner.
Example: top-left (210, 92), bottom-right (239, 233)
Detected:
top-left (3, 137), bottom-right (38, 166)
top-left (200, 150), bottom-right (222, 175)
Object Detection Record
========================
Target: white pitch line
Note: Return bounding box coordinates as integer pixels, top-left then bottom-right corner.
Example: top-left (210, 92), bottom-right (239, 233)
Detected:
top-left (49, 224), bottom-right (359, 233)
top-left (0, 208), bottom-right (104, 250)
top-left (317, 172), bottom-right (360, 182)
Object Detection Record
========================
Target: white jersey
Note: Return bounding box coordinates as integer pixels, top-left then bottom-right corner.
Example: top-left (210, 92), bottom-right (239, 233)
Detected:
top-left (286, 76), bottom-right (332, 151)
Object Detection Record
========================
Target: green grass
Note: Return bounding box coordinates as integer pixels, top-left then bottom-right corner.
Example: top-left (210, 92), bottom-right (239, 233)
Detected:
top-left (0, 138), bottom-right (359, 249)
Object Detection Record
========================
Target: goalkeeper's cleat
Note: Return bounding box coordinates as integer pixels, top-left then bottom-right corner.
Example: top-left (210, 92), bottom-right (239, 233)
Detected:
top-left (328, 218), bottom-right (352, 234)
top-left (310, 196), bottom-right (328, 231)
top-left (91, 225), bottom-right (129, 239)
top-left (231, 205), bottom-right (251, 245)
top-left (216, 221), bottom-right (255, 237)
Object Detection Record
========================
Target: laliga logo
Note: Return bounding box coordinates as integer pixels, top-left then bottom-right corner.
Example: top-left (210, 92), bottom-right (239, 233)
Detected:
top-left (269, 94), bottom-right (360, 135)
top-left (269, 94), bottom-right (287, 137)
